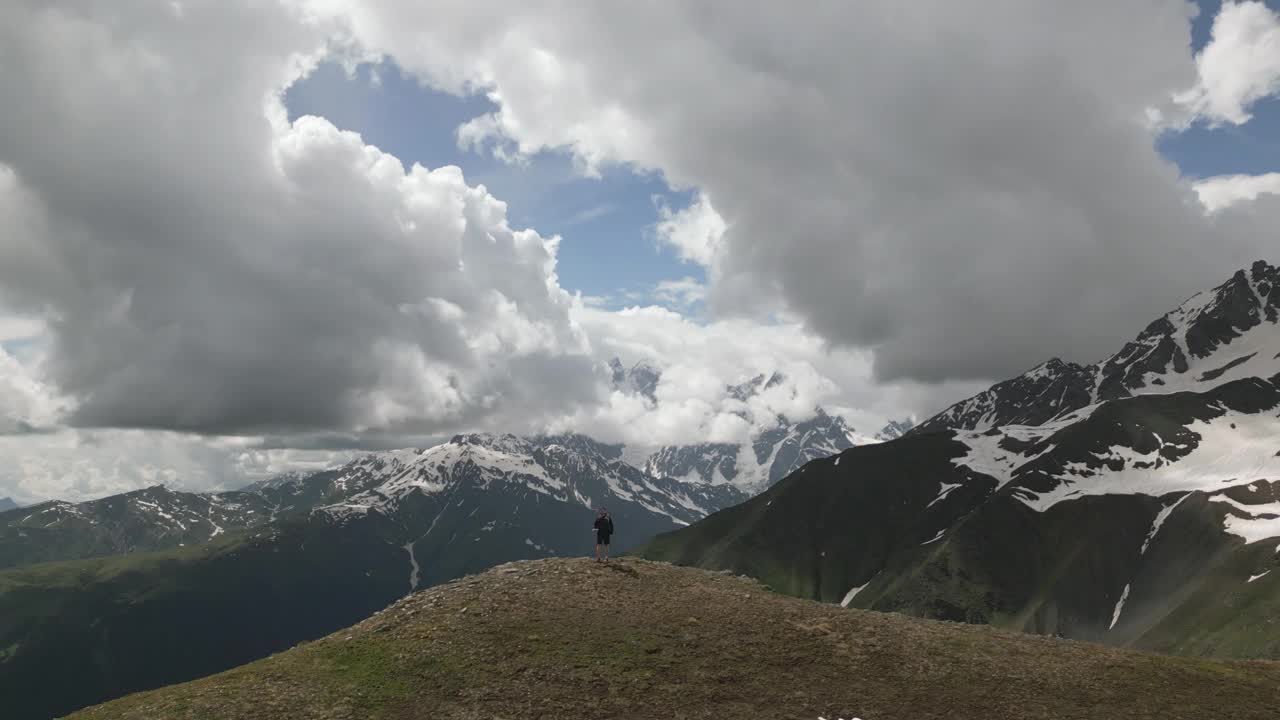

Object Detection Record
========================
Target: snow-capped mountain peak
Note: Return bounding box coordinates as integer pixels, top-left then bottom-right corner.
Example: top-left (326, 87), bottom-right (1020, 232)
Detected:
top-left (449, 432), bottom-right (537, 456)
top-left (534, 432), bottom-right (625, 461)
top-left (726, 371), bottom-right (786, 401)
top-left (915, 261), bottom-right (1280, 435)
top-left (1094, 260), bottom-right (1279, 400)
top-left (875, 418), bottom-right (917, 441)
top-left (644, 408), bottom-right (882, 493)
top-left (609, 357), bottom-right (662, 402)
top-left (241, 470), bottom-right (308, 492)
top-left (644, 262), bottom-right (1280, 655)
top-left (316, 432), bottom-right (745, 526)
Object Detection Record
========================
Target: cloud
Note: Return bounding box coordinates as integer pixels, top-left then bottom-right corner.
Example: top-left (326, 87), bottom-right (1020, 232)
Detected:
top-left (1194, 172), bottom-right (1280, 211)
top-left (0, 338), bottom-right (64, 435)
top-left (3, 1), bottom-right (1279, 502)
top-left (336, 0), bottom-right (1280, 383)
top-left (0, 0), bottom-right (597, 437)
top-left (560, 203), bottom-right (615, 227)
top-left (0, 314), bottom-right (43, 344)
top-left (0, 427), bottom-right (359, 505)
top-left (1173, 1), bottom-right (1280, 126)
top-left (652, 277), bottom-right (708, 310)
top-left (559, 301), bottom-right (984, 449)
top-left (0, 307), bottom-right (47, 383)
top-left (653, 194), bottom-right (726, 267)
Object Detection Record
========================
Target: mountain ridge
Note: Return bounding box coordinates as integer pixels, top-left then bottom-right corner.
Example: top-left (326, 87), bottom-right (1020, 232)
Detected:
top-left (641, 261), bottom-right (1280, 659)
top-left (0, 465), bottom-right (395, 569)
top-left (0, 431), bottom-right (751, 719)
top-left (0, 410), bottom-right (879, 572)
top-left (65, 558), bottom-right (1280, 720)
top-left (643, 409), bottom-right (901, 492)
top-left (913, 260), bottom-right (1279, 435)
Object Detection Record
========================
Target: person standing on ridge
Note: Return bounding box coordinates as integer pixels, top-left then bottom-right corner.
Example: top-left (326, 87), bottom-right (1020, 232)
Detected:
top-left (593, 508), bottom-right (614, 563)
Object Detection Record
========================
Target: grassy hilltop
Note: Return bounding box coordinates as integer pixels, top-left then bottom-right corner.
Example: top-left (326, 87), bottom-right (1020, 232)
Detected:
top-left (69, 557), bottom-right (1280, 720)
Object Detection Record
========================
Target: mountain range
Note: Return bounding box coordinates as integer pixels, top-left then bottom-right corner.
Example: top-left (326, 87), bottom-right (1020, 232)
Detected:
top-left (9, 261), bottom-right (1278, 717)
top-left (0, 364), bottom-right (902, 573)
top-left (644, 410), bottom-right (916, 491)
top-left (1, 402), bottom-right (881, 719)
top-left (642, 260), bottom-right (1280, 658)
top-left (643, 409), bottom-right (878, 492)
top-left (0, 470), bottom-right (377, 569)
top-left (0, 379), bottom-right (894, 716)
top-left (0, 431), bottom-right (763, 719)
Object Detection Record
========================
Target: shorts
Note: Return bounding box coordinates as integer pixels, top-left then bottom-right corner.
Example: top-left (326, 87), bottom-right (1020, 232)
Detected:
top-left (597, 533), bottom-right (612, 546)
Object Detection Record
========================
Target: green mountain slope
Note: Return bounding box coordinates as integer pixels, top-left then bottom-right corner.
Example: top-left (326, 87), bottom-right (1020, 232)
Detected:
top-left (68, 558), bottom-right (1280, 720)
top-left (0, 468), bottom-right (393, 570)
top-left (0, 519), bottom-right (410, 720)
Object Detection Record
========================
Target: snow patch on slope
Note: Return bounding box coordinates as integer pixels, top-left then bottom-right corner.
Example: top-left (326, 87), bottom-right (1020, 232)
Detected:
top-left (1212, 494), bottom-right (1280, 545)
top-left (1109, 583), bottom-right (1131, 630)
top-left (950, 406), bottom-right (1094, 489)
top-left (1147, 315), bottom-right (1280, 394)
top-left (840, 572), bottom-right (880, 608)
top-left (1018, 410), bottom-right (1280, 512)
top-left (1141, 495), bottom-right (1189, 555)
top-left (403, 542), bottom-right (421, 592)
top-left (920, 529), bottom-right (946, 545)
top-left (927, 482), bottom-right (963, 508)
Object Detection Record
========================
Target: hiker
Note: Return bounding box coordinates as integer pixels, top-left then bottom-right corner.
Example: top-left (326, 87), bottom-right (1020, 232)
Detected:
top-left (593, 508), bottom-right (614, 563)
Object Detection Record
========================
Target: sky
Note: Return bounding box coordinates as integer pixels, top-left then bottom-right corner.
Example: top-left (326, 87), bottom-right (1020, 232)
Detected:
top-left (1, 0), bottom-right (1279, 503)
top-left (284, 61), bottom-right (702, 306)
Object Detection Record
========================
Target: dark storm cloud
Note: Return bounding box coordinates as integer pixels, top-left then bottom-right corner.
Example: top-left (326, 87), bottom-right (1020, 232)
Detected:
top-left (249, 432), bottom-right (448, 452)
top-left (347, 0), bottom-right (1280, 383)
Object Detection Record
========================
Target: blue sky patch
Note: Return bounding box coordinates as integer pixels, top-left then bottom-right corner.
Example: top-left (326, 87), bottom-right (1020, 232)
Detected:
top-left (1160, 0), bottom-right (1280, 179)
top-left (1159, 95), bottom-right (1280, 178)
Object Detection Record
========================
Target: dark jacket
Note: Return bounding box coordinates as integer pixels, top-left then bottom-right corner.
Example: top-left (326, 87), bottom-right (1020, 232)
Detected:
top-left (593, 515), bottom-right (614, 539)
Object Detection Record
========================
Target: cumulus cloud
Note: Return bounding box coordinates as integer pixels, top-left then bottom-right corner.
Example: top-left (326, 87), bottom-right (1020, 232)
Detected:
top-left (653, 194), bottom-right (726, 267)
top-left (0, 344), bottom-right (64, 435)
top-left (1174, 1), bottom-right (1280, 126)
top-left (0, 427), bottom-right (360, 505)
top-left (558, 301), bottom-right (983, 449)
top-left (0, 0), bottom-right (596, 438)
top-left (1194, 172), bottom-right (1280, 211)
top-left (3, 0), bottom-right (1279, 501)
top-left (333, 0), bottom-right (1280, 383)
top-left (652, 277), bottom-right (708, 310)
